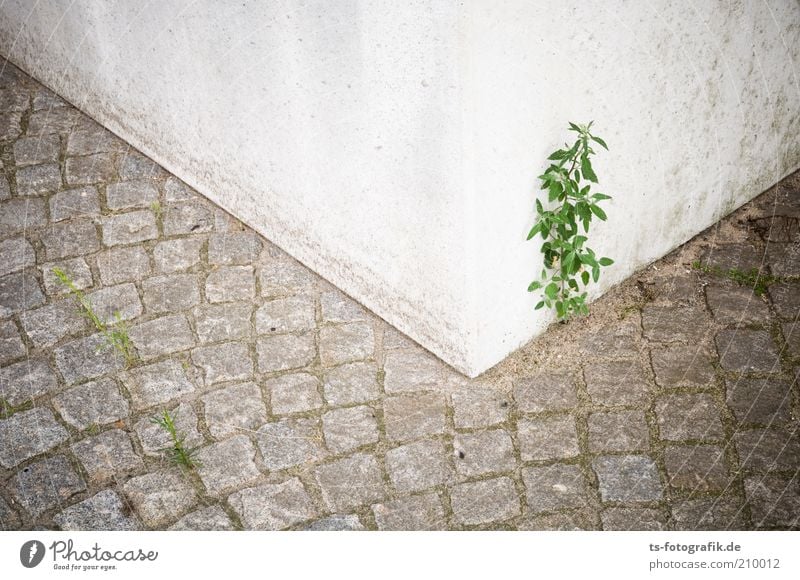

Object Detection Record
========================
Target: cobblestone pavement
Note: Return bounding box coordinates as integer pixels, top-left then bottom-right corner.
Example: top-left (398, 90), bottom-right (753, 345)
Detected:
top-left (1, 61), bottom-right (798, 531)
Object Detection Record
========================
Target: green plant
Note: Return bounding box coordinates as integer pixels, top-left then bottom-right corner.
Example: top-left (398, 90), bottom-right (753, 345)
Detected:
top-left (527, 121), bottom-right (614, 320)
top-left (52, 267), bottom-right (136, 366)
top-left (691, 261), bottom-right (780, 296)
top-left (149, 201), bottom-right (163, 219)
top-left (150, 409), bottom-right (201, 470)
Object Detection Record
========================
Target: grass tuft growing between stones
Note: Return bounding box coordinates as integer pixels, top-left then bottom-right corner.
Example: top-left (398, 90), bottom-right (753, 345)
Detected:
top-left (150, 409), bottom-right (202, 470)
top-left (691, 261), bottom-right (784, 296)
top-left (52, 267), bottom-right (136, 366)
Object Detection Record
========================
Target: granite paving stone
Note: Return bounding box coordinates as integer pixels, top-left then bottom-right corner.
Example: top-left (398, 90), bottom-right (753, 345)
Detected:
top-left (0, 319), bottom-right (25, 364)
top-left (383, 349), bottom-right (443, 393)
top-left (258, 257), bottom-right (316, 297)
top-left (314, 453), bottom-right (384, 511)
top-left (202, 382), bottom-right (267, 438)
top-left (54, 490), bottom-right (141, 531)
top-left (118, 150), bottom-right (166, 180)
top-left (54, 333), bottom-right (125, 385)
top-left (386, 439), bottom-right (451, 493)
top-left (725, 376), bottom-right (792, 424)
top-left (195, 435), bottom-right (261, 497)
top-left (453, 429), bottom-right (515, 477)
top-left (670, 497), bottom-right (748, 530)
top-left (322, 405), bottom-right (380, 453)
top-left (706, 283), bottom-right (771, 325)
top-left (163, 202), bottom-right (214, 235)
top-left (101, 210), bottom-right (158, 246)
top-left (588, 410), bottom-right (650, 453)
top-left (663, 445), bottom-right (730, 492)
top-left (13, 134), bottom-right (60, 166)
top-left (372, 492), bottom-right (445, 530)
top-left (320, 290), bottom-right (370, 323)
top-left (0, 197), bottom-right (47, 237)
top-left (0, 358), bottom-right (59, 406)
top-left (517, 415), bottom-right (580, 461)
top-left (769, 282), bottom-right (800, 319)
top-left (64, 153), bottom-right (115, 186)
top-left (207, 231), bottom-right (262, 265)
top-left (650, 345), bottom-right (716, 388)
top-left (106, 179), bottom-right (159, 210)
top-left (121, 359), bottom-right (195, 410)
top-left (41, 219), bottom-right (100, 260)
top-left (193, 302), bottom-right (252, 343)
top-left (256, 417), bottom-right (327, 470)
top-left (142, 273), bottom-right (201, 313)
top-left (265, 372), bottom-right (322, 414)
top-left (85, 282), bottom-right (142, 323)
top-left (744, 475), bottom-right (800, 528)
top-left (153, 237), bottom-right (204, 273)
top-left (655, 393), bottom-right (724, 442)
top-left (129, 314), bottom-right (195, 360)
top-left (593, 455), bottom-right (663, 502)
top-left (15, 163), bottom-right (61, 196)
top-left (168, 506), bottom-right (235, 531)
top-left (192, 341), bottom-right (253, 385)
top-left (255, 296), bottom-right (316, 334)
top-left (450, 387), bottom-right (509, 428)
top-left (96, 245), bottom-right (151, 285)
top-left (134, 402), bottom-right (203, 456)
top-left (322, 361), bottom-right (380, 406)
top-left (514, 370), bottom-right (577, 413)
top-left (642, 305), bottom-right (710, 343)
top-left (716, 329), bottom-right (782, 373)
top-left (583, 360), bottom-right (653, 405)
top-left (49, 186), bottom-right (100, 222)
top-left (0, 237), bottom-right (36, 277)
top-left (734, 428), bottom-right (800, 472)
top-left (384, 392), bottom-right (446, 442)
top-left (450, 477), bottom-right (520, 526)
top-left (601, 508), bottom-right (667, 531)
top-left (319, 322), bottom-right (374, 366)
top-left (10, 455), bottom-right (85, 518)
top-left (205, 265), bottom-right (255, 303)
top-left (0, 408), bottom-right (69, 467)
top-left (0, 271), bottom-right (45, 317)
top-left (257, 333), bottom-right (315, 372)
top-left (228, 478), bottom-right (317, 530)
top-left (71, 429), bottom-right (144, 484)
top-left (52, 377), bottom-right (129, 430)
top-left (304, 514), bottom-right (364, 531)
top-left (522, 464), bottom-right (589, 514)
top-left (40, 257), bottom-right (92, 295)
top-left (122, 469), bottom-right (197, 528)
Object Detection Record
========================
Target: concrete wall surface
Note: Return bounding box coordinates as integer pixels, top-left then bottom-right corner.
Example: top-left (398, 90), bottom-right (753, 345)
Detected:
top-left (1, 1), bottom-right (798, 376)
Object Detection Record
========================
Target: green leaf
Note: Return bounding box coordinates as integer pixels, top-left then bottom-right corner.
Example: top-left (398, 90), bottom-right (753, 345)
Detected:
top-left (548, 149), bottom-right (567, 160)
top-left (568, 122), bottom-right (581, 133)
top-left (574, 169), bottom-right (581, 183)
top-left (598, 257), bottom-right (614, 266)
top-left (527, 223), bottom-right (541, 240)
top-left (581, 154), bottom-right (598, 183)
top-left (548, 182), bottom-right (562, 202)
top-left (535, 301), bottom-right (545, 310)
top-left (535, 199), bottom-right (543, 213)
top-left (590, 204), bottom-right (607, 220)
top-left (592, 193), bottom-right (611, 201)
top-left (581, 271), bottom-right (590, 286)
top-left (590, 135), bottom-right (608, 150)
top-left (544, 282), bottom-right (559, 300)
top-left (555, 301), bottom-right (565, 318)
top-left (592, 265), bottom-right (600, 283)
top-left (528, 281), bottom-right (542, 291)
top-left (568, 278), bottom-right (579, 291)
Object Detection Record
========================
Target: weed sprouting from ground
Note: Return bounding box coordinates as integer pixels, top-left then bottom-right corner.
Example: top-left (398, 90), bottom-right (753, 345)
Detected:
top-left (150, 409), bottom-right (201, 470)
top-left (691, 261), bottom-right (781, 296)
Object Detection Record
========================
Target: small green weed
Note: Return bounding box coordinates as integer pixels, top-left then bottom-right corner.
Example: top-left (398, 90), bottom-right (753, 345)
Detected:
top-left (691, 261), bottom-right (778, 296)
top-left (52, 267), bottom-right (136, 366)
top-left (150, 201), bottom-right (163, 219)
top-left (150, 409), bottom-right (201, 470)
top-left (527, 121), bottom-right (614, 320)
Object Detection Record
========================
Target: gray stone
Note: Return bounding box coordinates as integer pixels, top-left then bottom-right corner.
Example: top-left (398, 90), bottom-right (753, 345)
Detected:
top-left (202, 382), bottom-right (267, 438)
top-left (770, 282), bottom-right (800, 319)
top-left (257, 333), bottom-right (315, 372)
top-left (195, 435), bottom-right (261, 497)
top-left (517, 415), bottom-right (579, 461)
top-left (0, 408), bottom-right (68, 468)
top-left (153, 237), bottom-right (204, 273)
top-left (64, 153), bottom-right (115, 186)
top-left (168, 506), bottom-right (235, 531)
top-left (383, 349), bottom-right (444, 393)
top-left (0, 358), bottom-right (59, 406)
top-left (655, 393), bottom-right (724, 441)
top-left (386, 439), bottom-right (451, 493)
top-left (214, 208), bottom-right (242, 232)
top-left (206, 266), bottom-right (255, 303)
top-left (304, 514), bottom-right (364, 531)
top-left (664, 445), bottom-right (729, 492)
top-left (593, 455), bottom-right (663, 502)
top-left (372, 492), bottom-right (445, 530)
top-left (41, 258), bottom-right (92, 296)
top-left (383, 326), bottom-right (417, 350)
top-left (588, 410), bottom-right (649, 452)
top-left (584, 359), bottom-right (653, 405)
top-left (101, 210), bottom-right (158, 246)
top-left (228, 478), bottom-right (317, 530)
top-left (0, 197), bottom-right (47, 237)
top-left (735, 428), bottom-right (800, 472)
top-left (783, 322), bottom-right (800, 358)
top-left (49, 186), bottom-right (101, 222)
top-left (134, 402), bottom-right (203, 456)
top-left (163, 202), bottom-right (213, 236)
top-left (0, 237), bottom-right (35, 277)
top-left (258, 257), bottom-right (316, 297)
top-left (66, 118), bottom-right (123, 156)
top-left (118, 151), bottom-right (166, 180)
top-left (72, 429), bottom-right (144, 484)
top-left (54, 490), bottom-right (141, 531)
top-left (164, 177), bottom-right (198, 202)
top-left (255, 296), bottom-right (316, 334)
top-left (86, 283), bottom-right (142, 323)
top-left (319, 323), bottom-right (374, 367)
top-left (706, 283), bottom-right (771, 325)
top-left (142, 274), bottom-right (200, 314)
top-left (0, 176), bottom-right (9, 200)
top-left (41, 219), bottom-right (100, 260)
top-left (314, 453), bottom-right (384, 511)
top-left (602, 508), bottom-right (667, 531)
top-left (0, 86), bottom-right (28, 112)
top-left (52, 378), bottom-right (129, 430)
top-left (767, 242), bottom-right (800, 277)
top-left (0, 319), bottom-right (25, 364)
top-left (122, 359), bottom-right (195, 410)
top-left (11, 455), bottom-right (85, 518)
top-left (716, 329), bottom-right (781, 373)
top-left (14, 135), bottom-right (61, 167)
top-left (192, 342), bottom-right (253, 385)
top-left (320, 290), bottom-right (369, 323)
top-left (642, 305), bottom-right (711, 343)
top-left (54, 333), bottom-right (125, 385)
top-left (519, 509), bottom-right (598, 531)
top-left (745, 475), bottom-right (800, 528)
top-left (0, 111), bottom-right (21, 141)
top-left (207, 231), bottom-right (262, 265)
top-left (256, 417), bottom-right (327, 470)
top-left (96, 246), bottom-right (151, 285)
top-left (323, 361), bottom-right (379, 406)
top-left (129, 314), bottom-right (195, 360)
top-left (725, 376), bottom-right (792, 424)
top-left (454, 429), bottom-right (515, 477)
top-left (451, 388), bottom-right (510, 428)
top-left (123, 469), bottom-right (197, 528)
top-left (106, 180), bottom-right (159, 210)
top-left (576, 318), bottom-right (641, 357)
top-left (15, 163), bottom-right (61, 196)
top-left (26, 107), bottom-right (79, 135)
top-left (322, 405), bottom-right (380, 453)
top-left (522, 464), bottom-right (589, 514)
top-left (450, 477), bottom-right (520, 525)
top-left (514, 370), bottom-right (577, 413)
top-left (0, 496), bottom-right (20, 530)
top-left (699, 242), bottom-right (764, 273)
top-left (0, 271), bottom-right (45, 317)
top-left (194, 302), bottom-right (252, 343)
top-left (264, 373), bottom-right (322, 415)
top-left (671, 497), bottom-right (748, 530)
top-left (651, 345), bottom-right (716, 388)
top-left (384, 393), bottom-right (446, 442)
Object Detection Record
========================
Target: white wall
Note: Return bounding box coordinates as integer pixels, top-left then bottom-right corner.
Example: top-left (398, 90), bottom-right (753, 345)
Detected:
top-left (2, 1), bottom-right (798, 377)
